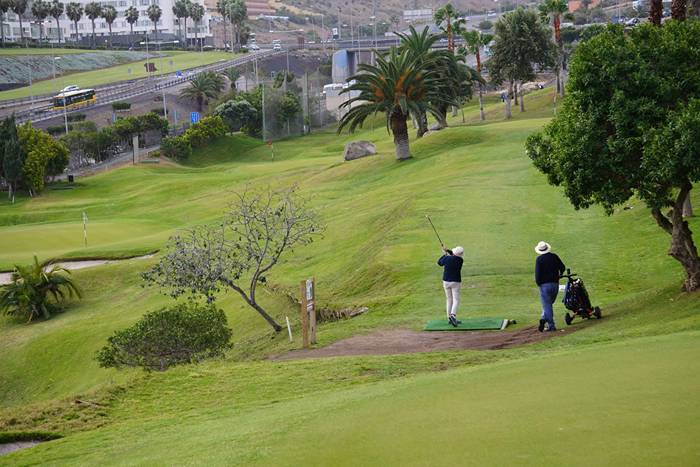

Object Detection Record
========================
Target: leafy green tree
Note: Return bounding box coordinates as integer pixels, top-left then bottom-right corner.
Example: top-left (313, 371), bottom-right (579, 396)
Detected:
top-left (84, 1), bottom-right (101, 48)
top-left (461, 30), bottom-right (493, 121)
top-left (278, 92), bottom-right (302, 134)
top-left (160, 135), bottom-right (192, 161)
top-left (339, 48), bottom-right (445, 161)
top-left (525, 21), bottom-right (700, 291)
top-left (18, 123), bottom-right (70, 194)
top-left (188, 2), bottom-right (204, 50)
top-left (48, 0), bottom-right (63, 44)
top-left (488, 7), bottom-right (553, 117)
top-left (11, 0), bottom-right (29, 44)
top-left (96, 303), bottom-right (232, 371)
top-left (478, 20), bottom-right (493, 30)
top-left (0, 256), bottom-right (82, 322)
top-left (65, 2), bottom-right (82, 43)
top-left (539, 0), bottom-right (568, 96)
top-left (147, 4), bottom-right (162, 39)
top-left (232, 88), bottom-right (262, 136)
top-left (31, 0), bottom-right (49, 43)
top-left (214, 99), bottom-right (257, 132)
top-left (125, 5), bottom-right (138, 39)
top-left (101, 4), bottom-right (117, 48)
top-left (180, 71), bottom-right (224, 112)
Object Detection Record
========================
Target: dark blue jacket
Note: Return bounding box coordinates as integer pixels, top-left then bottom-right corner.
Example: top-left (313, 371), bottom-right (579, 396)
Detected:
top-left (535, 252), bottom-right (565, 286)
top-left (438, 254), bottom-right (463, 282)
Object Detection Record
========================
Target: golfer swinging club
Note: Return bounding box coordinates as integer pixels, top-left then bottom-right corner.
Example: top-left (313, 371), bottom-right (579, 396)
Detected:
top-left (438, 246), bottom-right (464, 327)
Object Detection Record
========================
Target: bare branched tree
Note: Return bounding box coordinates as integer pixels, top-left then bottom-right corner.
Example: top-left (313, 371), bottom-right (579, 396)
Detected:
top-left (143, 186), bottom-right (322, 332)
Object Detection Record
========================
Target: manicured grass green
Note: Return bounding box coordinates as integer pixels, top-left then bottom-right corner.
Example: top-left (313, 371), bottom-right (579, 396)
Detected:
top-left (0, 50), bottom-right (237, 100)
top-left (0, 88), bottom-right (698, 465)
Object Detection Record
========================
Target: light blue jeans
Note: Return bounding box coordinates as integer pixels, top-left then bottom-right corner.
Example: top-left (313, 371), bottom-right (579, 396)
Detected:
top-left (539, 282), bottom-right (559, 330)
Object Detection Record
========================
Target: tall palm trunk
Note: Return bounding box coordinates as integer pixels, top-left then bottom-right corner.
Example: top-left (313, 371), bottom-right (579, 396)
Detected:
top-left (74, 20), bottom-right (78, 43)
top-left (519, 82), bottom-right (525, 112)
top-left (194, 23), bottom-right (198, 51)
top-left (183, 17), bottom-right (187, 48)
top-left (416, 111), bottom-right (427, 138)
top-left (223, 18), bottom-right (227, 49)
top-left (177, 17), bottom-right (182, 41)
top-left (108, 24), bottom-right (112, 48)
top-left (390, 111), bottom-right (411, 160)
top-left (476, 50), bottom-right (485, 121)
top-left (505, 80), bottom-right (513, 119)
top-left (1, 13), bottom-right (6, 46)
top-left (514, 82), bottom-right (518, 105)
top-left (19, 16), bottom-right (24, 44)
top-left (55, 17), bottom-right (61, 44)
top-left (671, 0), bottom-right (687, 19)
top-left (649, 0), bottom-right (663, 24)
top-left (91, 20), bottom-right (96, 48)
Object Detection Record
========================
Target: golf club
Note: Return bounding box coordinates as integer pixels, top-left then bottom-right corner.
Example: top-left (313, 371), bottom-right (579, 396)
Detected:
top-left (425, 215), bottom-right (445, 248)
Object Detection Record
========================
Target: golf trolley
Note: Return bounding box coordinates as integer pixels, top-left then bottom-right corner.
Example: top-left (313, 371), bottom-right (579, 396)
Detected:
top-left (561, 269), bottom-right (602, 325)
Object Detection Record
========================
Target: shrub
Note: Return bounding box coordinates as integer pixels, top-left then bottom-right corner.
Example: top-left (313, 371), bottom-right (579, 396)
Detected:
top-left (96, 303), bottom-right (232, 371)
top-left (111, 101), bottom-right (131, 111)
top-left (47, 125), bottom-right (66, 136)
top-left (215, 99), bottom-right (258, 132)
top-left (160, 135), bottom-right (192, 161)
top-left (182, 115), bottom-right (226, 148)
top-left (478, 20), bottom-right (493, 30)
top-left (150, 107), bottom-right (166, 116)
top-left (66, 113), bottom-right (87, 122)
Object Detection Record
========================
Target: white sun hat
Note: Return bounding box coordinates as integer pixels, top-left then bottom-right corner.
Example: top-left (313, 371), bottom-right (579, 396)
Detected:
top-left (535, 241), bottom-right (551, 255)
top-left (453, 246), bottom-right (464, 257)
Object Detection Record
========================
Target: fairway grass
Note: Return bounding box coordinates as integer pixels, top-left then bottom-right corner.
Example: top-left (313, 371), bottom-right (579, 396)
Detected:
top-left (0, 89), bottom-right (699, 465)
top-left (0, 50), bottom-right (236, 100)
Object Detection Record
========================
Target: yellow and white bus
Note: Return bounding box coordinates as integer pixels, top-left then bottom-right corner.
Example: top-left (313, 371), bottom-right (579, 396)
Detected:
top-left (52, 88), bottom-right (96, 110)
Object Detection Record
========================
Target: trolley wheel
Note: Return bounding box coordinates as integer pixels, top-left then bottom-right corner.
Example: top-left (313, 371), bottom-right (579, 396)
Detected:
top-left (564, 313), bottom-right (573, 325)
top-left (594, 306), bottom-right (602, 319)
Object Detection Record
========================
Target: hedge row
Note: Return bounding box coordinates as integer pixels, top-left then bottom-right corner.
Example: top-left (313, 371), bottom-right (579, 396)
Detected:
top-left (160, 116), bottom-right (227, 162)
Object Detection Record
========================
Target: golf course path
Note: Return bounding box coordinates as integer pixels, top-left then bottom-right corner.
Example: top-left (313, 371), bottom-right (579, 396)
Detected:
top-left (273, 326), bottom-right (571, 360)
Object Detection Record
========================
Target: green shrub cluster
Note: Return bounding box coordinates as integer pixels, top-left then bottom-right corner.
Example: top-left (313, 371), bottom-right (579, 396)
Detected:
top-left (66, 113), bottom-right (87, 122)
top-left (111, 101), bottom-right (131, 111)
top-left (161, 116), bottom-right (226, 161)
top-left (96, 303), bottom-right (232, 371)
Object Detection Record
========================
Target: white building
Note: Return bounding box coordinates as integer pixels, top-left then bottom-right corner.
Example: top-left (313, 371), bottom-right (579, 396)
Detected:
top-left (0, 0), bottom-right (213, 44)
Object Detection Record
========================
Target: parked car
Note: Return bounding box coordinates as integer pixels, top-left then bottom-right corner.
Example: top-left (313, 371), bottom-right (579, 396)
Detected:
top-left (61, 85), bottom-right (80, 93)
top-left (273, 43), bottom-right (282, 50)
top-left (625, 17), bottom-right (640, 26)
top-left (250, 43), bottom-right (260, 50)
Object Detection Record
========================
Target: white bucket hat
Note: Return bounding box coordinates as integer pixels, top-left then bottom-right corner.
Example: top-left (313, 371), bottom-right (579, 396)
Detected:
top-left (453, 246), bottom-right (464, 257)
top-left (535, 241), bottom-right (551, 255)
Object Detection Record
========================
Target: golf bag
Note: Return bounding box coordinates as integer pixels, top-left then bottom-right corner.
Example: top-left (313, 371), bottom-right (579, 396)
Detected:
top-left (561, 269), bottom-right (601, 325)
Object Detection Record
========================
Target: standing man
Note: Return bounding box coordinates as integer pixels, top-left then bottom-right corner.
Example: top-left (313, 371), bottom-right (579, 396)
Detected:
top-left (438, 246), bottom-right (464, 327)
top-left (534, 241), bottom-right (566, 332)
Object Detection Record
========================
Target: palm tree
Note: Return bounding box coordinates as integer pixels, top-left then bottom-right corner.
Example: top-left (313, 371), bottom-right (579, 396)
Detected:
top-left (101, 4), bottom-right (116, 48)
top-left (48, 0), bottom-right (63, 44)
top-left (216, 0), bottom-right (228, 50)
top-left (84, 1), bottom-right (101, 48)
top-left (125, 5), bottom-right (138, 42)
top-left (147, 4), bottom-right (162, 40)
top-left (189, 2), bottom-right (203, 51)
top-left (180, 71), bottom-right (224, 111)
top-left (0, 0), bottom-right (11, 46)
top-left (0, 256), bottom-right (82, 322)
top-left (11, 0), bottom-right (29, 45)
top-left (65, 2), bottom-right (81, 43)
top-left (461, 30), bottom-right (493, 121)
top-left (433, 3), bottom-right (461, 52)
top-left (222, 67), bottom-right (240, 89)
top-left (228, 0), bottom-right (246, 51)
top-left (31, 0), bottom-right (49, 43)
top-left (539, 0), bottom-right (567, 96)
top-left (172, 0), bottom-right (188, 43)
top-left (338, 48), bottom-right (444, 161)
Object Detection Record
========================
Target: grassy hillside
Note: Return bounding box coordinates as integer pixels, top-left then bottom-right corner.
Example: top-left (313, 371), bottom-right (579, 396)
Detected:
top-left (0, 89), bottom-right (698, 464)
top-left (0, 50), bottom-right (236, 100)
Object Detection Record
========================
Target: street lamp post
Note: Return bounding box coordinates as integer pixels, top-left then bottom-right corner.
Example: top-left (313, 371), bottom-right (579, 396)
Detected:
top-left (55, 57), bottom-right (69, 134)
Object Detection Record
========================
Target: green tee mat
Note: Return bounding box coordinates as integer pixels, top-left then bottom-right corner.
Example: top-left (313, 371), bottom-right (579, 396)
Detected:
top-left (424, 318), bottom-right (510, 331)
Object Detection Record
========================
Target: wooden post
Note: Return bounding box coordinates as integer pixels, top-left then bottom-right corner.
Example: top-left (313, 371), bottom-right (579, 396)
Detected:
top-left (299, 278), bottom-right (316, 348)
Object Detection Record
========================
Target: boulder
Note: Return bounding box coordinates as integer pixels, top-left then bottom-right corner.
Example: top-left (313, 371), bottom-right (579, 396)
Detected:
top-left (343, 141), bottom-right (377, 161)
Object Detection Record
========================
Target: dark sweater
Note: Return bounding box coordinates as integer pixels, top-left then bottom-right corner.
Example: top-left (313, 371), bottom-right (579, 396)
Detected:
top-left (438, 254), bottom-right (463, 282)
top-left (535, 252), bottom-right (566, 286)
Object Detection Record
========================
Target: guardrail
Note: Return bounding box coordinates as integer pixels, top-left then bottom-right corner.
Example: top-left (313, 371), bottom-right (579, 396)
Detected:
top-left (13, 50), bottom-right (283, 125)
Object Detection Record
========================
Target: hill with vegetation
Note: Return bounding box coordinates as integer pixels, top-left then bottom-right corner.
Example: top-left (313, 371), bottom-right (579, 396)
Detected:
top-left (0, 89), bottom-right (698, 464)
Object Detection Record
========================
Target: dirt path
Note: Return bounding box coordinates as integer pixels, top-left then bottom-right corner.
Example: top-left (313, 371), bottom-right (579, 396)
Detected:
top-left (273, 326), bottom-right (571, 361)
